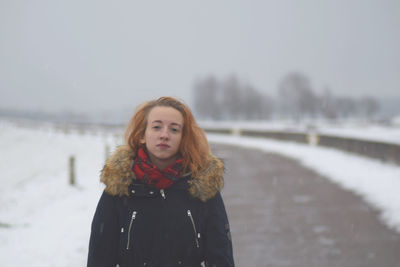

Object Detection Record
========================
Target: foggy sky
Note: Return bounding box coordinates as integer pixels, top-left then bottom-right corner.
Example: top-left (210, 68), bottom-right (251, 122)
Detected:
top-left (1, 0), bottom-right (399, 114)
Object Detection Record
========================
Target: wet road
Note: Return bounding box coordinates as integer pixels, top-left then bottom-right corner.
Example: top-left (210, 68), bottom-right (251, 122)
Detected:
top-left (211, 143), bottom-right (400, 267)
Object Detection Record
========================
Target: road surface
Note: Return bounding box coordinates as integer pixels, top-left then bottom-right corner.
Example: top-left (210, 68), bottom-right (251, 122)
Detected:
top-left (212, 143), bottom-right (400, 267)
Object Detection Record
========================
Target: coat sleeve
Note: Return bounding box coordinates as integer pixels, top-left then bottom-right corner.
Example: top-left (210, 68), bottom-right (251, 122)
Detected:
top-left (87, 190), bottom-right (120, 267)
top-left (204, 192), bottom-right (235, 267)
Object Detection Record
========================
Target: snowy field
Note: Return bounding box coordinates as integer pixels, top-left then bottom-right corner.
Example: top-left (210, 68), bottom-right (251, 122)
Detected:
top-left (0, 121), bottom-right (119, 266)
top-left (1, 120), bottom-right (400, 266)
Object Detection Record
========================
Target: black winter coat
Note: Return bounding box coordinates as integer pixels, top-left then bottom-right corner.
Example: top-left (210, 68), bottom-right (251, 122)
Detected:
top-left (87, 146), bottom-right (234, 267)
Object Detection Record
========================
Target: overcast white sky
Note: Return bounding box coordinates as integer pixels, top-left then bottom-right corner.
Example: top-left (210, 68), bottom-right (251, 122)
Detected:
top-left (1, 0), bottom-right (399, 113)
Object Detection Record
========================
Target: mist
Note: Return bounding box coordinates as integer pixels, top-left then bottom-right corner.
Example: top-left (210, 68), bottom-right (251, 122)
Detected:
top-left (1, 0), bottom-right (399, 121)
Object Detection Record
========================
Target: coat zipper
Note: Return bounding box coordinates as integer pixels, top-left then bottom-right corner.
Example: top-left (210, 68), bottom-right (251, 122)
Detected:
top-left (160, 189), bottom-right (166, 199)
top-left (187, 210), bottom-right (200, 248)
top-left (126, 211), bottom-right (137, 250)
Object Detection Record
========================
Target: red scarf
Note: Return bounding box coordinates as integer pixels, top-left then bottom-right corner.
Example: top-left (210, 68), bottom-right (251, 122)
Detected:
top-left (132, 147), bottom-right (184, 189)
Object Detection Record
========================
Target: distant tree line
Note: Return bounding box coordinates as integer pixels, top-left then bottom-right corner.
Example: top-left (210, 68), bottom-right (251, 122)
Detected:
top-left (192, 72), bottom-right (380, 121)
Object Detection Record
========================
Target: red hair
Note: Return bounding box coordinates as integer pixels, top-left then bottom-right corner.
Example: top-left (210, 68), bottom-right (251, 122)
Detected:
top-left (124, 97), bottom-right (210, 176)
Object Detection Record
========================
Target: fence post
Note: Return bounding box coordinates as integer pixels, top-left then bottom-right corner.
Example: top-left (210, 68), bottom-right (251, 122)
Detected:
top-left (231, 127), bottom-right (242, 136)
top-left (69, 155), bottom-right (75, 185)
top-left (307, 132), bottom-right (319, 146)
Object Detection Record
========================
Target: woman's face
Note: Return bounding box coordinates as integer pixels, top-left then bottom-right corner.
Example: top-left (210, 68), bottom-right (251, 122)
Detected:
top-left (141, 106), bottom-right (184, 170)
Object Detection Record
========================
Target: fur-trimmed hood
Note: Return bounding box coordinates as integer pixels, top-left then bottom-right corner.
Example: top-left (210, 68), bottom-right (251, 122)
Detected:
top-left (100, 145), bottom-right (224, 202)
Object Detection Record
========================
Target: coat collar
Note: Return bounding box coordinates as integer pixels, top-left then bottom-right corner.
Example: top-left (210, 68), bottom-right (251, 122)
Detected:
top-left (100, 145), bottom-right (224, 202)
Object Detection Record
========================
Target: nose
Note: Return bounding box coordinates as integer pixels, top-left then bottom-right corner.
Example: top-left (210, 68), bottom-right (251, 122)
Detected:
top-left (159, 127), bottom-right (169, 140)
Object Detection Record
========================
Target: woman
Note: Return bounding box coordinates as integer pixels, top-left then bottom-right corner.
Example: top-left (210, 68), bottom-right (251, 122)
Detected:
top-left (87, 97), bottom-right (234, 267)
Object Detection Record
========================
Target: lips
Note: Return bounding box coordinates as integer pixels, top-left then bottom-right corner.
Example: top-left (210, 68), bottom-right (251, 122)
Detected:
top-left (157, 143), bottom-right (170, 149)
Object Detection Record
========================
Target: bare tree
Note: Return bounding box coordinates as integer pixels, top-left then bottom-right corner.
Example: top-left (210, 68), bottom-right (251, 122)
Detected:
top-left (221, 74), bottom-right (242, 120)
top-left (319, 87), bottom-right (337, 119)
top-left (335, 96), bottom-right (357, 119)
top-left (193, 74), bottom-right (275, 120)
top-left (242, 85), bottom-right (263, 119)
top-left (261, 93), bottom-right (275, 119)
top-left (358, 96), bottom-right (380, 119)
top-left (193, 75), bottom-right (222, 120)
top-left (278, 72), bottom-right (317, 120)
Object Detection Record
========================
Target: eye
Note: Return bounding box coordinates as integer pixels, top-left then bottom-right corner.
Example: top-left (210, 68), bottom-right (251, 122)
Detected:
top-left (170, 126), bottom-right (181, 133)
top-left (152, 125), bottom-right (161, 130)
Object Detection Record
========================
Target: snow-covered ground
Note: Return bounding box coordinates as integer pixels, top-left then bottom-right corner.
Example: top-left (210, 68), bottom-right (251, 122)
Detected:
top-left (0, 121), bottom-right (120, 267)
top-left (1, 120), bottom-right (400, 266)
